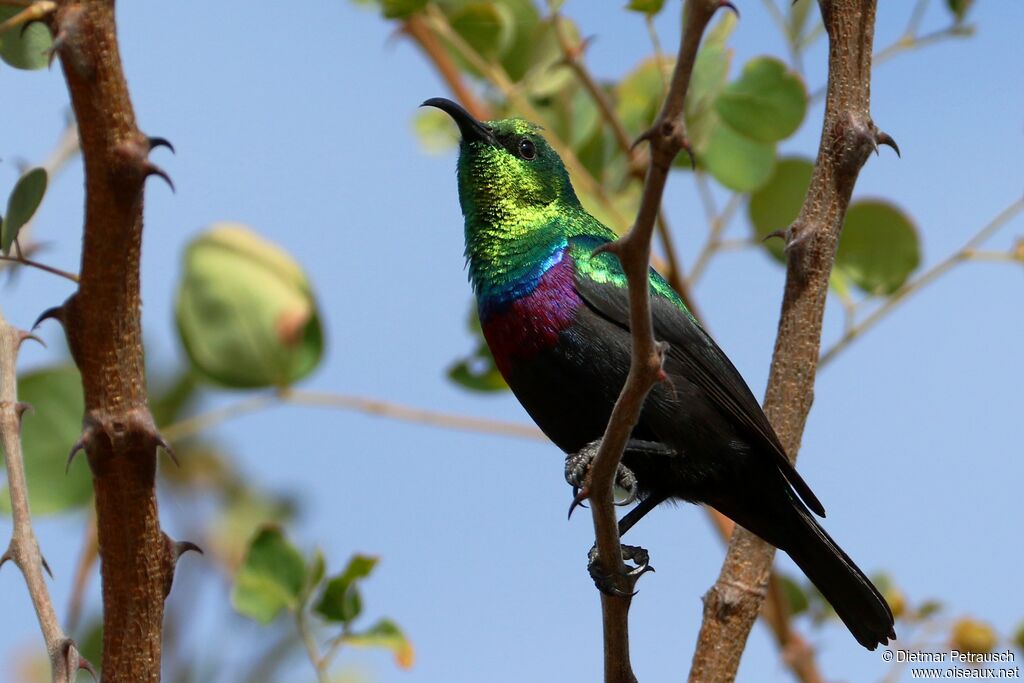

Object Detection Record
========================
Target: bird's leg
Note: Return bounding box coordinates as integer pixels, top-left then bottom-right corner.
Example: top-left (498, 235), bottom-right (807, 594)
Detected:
top-left (587, 543), bottom-right (655, 598)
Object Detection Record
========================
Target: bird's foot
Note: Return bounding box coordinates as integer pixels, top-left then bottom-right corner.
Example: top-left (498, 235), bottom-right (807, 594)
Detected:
top-left (565, 440), bottom-right (640, 512)
top-left (587, 543), bottom-right (654, 598)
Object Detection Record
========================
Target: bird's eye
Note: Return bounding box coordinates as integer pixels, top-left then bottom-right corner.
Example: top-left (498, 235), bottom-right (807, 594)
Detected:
top-left (518, 138), bottom-right (536, 160)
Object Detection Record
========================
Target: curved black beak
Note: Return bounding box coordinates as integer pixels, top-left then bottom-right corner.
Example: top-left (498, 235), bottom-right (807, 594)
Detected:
top-left (421, 97), bottom-right (497, 146)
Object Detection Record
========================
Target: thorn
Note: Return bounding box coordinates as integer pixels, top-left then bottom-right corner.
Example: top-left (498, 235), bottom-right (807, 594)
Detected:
top-left (79, 657), bottom-right (98, 681)
top-left (0, 549), bottom-right (11, 571)
top-left (173, 540), bottom-right (204, 559)
top-left (682, 142), bottom-right (696, 170)
top-left (147, 136), bottom-right (176, 154)
top-left (718, 0), bottom-right (740, 18)
top-left (15, 402), bottom-right (33, 420)
top-left (567, 486), bottom-right (590, 520)
top-left (41, 555), bottom-right (53, 579)
top-left (764, 229), bottom-right (786, 242)
top-left (154, 432), bottom-right (179, 467)
top-left (631, 128), bottom-right (655, 151)
top-left (66, 435), bottom-right (88, 474)
top-left (17, 330), bottom-right (46, 348)
top-left (32, 304), bottom-right (64, 331)
top-left (46, 31), bottom-right (65, 68)
top-left (61, 639), bottom-right (97, 682)
top-left (143, 163), bottom-right (175, 193)
top-left (876, 131), bottom-right (901, 158)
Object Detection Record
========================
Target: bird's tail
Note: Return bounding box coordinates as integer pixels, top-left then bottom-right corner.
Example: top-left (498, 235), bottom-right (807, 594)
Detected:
top-left (712, 485), bottom-right (896, 650)
top-left (783, 500), bottom-right (896, 649)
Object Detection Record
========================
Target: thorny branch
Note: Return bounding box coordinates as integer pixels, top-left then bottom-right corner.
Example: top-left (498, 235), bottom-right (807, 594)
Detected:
top-left (690, 1), bottom-right (893, 680)
top-left (35, 0), bottom-right (194, 678)
top-left (0, 309), bottom-right (91, 682)
top-left (576, 1), bottom-right (734, 681)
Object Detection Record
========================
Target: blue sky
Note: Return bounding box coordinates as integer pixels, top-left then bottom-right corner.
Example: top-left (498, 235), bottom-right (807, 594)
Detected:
top-left (1, 1), bottom-right (1022, 681)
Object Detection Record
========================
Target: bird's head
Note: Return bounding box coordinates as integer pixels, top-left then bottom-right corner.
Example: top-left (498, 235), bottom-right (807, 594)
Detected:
top-left (422, 97), bottom-right (580, 218)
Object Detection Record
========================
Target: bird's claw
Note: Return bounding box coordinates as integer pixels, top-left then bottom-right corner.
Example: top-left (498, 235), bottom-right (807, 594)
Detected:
top-left (564, 441), bottom-right (640, 516)
top-left (587, 543), bottom-right (654, 598)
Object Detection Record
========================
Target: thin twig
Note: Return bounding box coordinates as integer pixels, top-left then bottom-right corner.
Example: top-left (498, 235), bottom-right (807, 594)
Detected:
top-left (0, 308), bottom-right (86, 682)
top-left (65, 511), bottom-right (98, 634)
top-left (687, 189), bottom-right (742, 287)
top-left (0, 255), bottom-right (79, 283)
top-left (645, 14), bottom-right (669, 95)
top-left (582, 2), bottom-right (730, 681)
top-left (820, 197), bottom-right (1024, 367)
top-left (296, 609), bottom-right (330, 683)
top-left (403, 14), bottom-right (492, 122)
top-left (160, 388), bottom-right (546, 444)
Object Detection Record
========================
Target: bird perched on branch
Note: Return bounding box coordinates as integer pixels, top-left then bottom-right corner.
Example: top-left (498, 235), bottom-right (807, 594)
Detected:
top-left (424, 96), bottom-right (895, 650)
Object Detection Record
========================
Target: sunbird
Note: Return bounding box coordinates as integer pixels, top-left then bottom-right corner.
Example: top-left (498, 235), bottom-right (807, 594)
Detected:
top-left (424, 96), bottom-right (895, 650)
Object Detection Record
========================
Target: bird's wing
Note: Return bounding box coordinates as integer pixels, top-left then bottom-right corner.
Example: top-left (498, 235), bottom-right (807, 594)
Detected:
top-left (568, 235), bottom-right (826, 517)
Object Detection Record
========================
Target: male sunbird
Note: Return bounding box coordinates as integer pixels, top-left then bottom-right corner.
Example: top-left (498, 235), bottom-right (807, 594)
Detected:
top-left (424, 97), bottom-right (895, 650)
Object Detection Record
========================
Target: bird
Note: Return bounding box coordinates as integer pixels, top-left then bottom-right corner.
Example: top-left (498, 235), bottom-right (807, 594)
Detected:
top-left (423, 96), bottom-right (896, 650)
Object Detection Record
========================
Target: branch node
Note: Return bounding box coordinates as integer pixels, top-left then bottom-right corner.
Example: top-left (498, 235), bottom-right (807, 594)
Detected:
top-left (50, 5), bottom-right (89, 75)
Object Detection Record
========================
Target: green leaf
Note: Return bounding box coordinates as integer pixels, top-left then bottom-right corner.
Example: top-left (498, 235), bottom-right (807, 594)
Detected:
top-left (209, 491), bottom-right (295, 570)
top-left (715, 57), bottom-right (807, 143)
top-left (747, 156), bottom-right (814, 262)
top-left (413, 108), bottom-right (460, 154)
top-left (615, 57), bottom-right (668, 138)
top-left (778, 574), bottom-right (809, 616)
top-left (344, 618), bottom-right (415, 669)
top-left (175, 223), bottom-right (324, 389)
top-left (626, 0), bottom-right (665, 15)
top-left (449, 2), bottom-right (515, 63)
top-left (2, 167), bottom-right (47, 255)
top-left (945, 0), bottom-right (973, 24)
top-left (380, 0), bottom-right (426, 19)
top-left (836, 201), bottom-right (920, 296)
top-left (314, 554), bottom-right (380, 624)
top-left (1, 366), bottom-right (91, 515)
top-left (0, 8), bottom-right (53, 70)
top-left (493, 0), bottom-right (543, 83)
top-left (231, 526), bottom-right (307, 624)
top-left (699, 118), bottom-right (776, 192)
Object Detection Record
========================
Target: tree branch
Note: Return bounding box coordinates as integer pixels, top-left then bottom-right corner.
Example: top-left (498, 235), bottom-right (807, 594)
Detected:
top-left (581, 2), bottom-right (731, 681)
top-left (0, 309), bottom-right (88, 682)
top-left (690, 1), bottom-right (890, 680)
top-left (43, 1), bottom-right (182, 678)
top-left (160, 388), bottom-right (547, 444)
